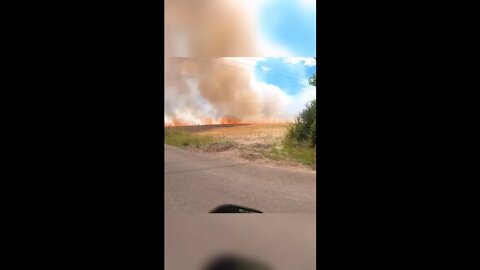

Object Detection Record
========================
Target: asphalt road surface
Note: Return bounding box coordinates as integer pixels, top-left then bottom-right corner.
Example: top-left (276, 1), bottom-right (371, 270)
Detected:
top-left (165, 214), bottom-right (316, 270)
top-left (165, 145), bottom-right (316, 213)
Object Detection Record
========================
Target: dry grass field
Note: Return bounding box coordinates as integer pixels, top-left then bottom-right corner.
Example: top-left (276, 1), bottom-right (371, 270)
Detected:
top-left (165, 123), bottom-right (315, 171)
top-left (174, 123), bottom-right (291, 145)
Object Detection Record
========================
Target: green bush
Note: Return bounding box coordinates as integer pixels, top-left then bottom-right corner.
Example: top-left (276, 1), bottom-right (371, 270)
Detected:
top-left (308, 119), bottom-right (316, 146)
top-left (288, 99), bottom-right (316, 147)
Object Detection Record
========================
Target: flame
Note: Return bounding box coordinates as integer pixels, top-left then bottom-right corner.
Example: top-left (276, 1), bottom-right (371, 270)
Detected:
top-left (219, 116), bottom-right (243, 125)
top-left (201, 118), bottom-right (215, 125)
top-left (165, 116), bottom-right (292, 127)
top-left (165, 118), bottom-right (191, 127)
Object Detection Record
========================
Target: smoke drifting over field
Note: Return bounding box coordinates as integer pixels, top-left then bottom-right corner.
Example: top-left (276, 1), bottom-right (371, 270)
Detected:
top-left (164, 57), bottom-right (315, 126)
top-left (164, 0), bottom-right (316, 126)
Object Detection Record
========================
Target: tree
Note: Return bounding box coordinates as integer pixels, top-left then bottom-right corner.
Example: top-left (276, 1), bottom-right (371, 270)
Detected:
top-left (287, 57), bottom-right (317, 146)
top-left (309, 74), bottom-right (316, 87)
top-left (309, 57), bottom-right (316, 86)
top-left (288, 99), bottom-right (316, 146)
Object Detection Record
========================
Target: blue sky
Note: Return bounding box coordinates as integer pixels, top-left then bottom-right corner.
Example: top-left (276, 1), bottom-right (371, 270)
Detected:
top-left (258, 0), bottom-right (316, 56)
top-left (254, 57), bottom-right (316, 95)
top-left (232, 56), bottom-right (317, 121)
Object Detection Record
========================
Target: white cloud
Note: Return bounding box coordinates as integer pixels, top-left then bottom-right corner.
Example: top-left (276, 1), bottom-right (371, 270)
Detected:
top-left (283, 57), bottom-right (316, 66)
top-left (261, 66), bottom-right (270, 71)
top-left (240, 0), bottom-right (272, 13)
top-left (299, 0), bottom-right (316, 9)
top-left (303, 58), bottom-right (316, 66)
top-left (222, 57), bottom-right (265, 70)
top-left (257, 37), bottom-right (296, 56)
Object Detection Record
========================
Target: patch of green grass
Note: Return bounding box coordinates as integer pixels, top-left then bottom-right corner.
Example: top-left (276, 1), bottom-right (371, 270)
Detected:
top-left (260, 139), bottom-right (316, 168)
top-left (164, 128), bottom-right (216, 147)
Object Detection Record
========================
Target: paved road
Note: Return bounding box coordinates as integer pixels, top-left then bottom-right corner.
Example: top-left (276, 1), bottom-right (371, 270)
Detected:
top-left (165, 214), bottom-right (316, 270)
top-left (165, 145), bottom-right (316, 213)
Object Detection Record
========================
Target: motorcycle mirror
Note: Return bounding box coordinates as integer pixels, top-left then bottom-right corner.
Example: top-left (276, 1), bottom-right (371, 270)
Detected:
top-left (209, 204), bottom-right (263, 213)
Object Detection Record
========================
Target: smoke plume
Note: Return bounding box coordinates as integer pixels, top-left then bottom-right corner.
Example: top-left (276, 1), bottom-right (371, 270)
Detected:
top-left (165, 57), bottom-right (292, 126)
top-left (164, 1), bottom-right (315, 126)
top-left (165, 0), bottom-right (262, 57)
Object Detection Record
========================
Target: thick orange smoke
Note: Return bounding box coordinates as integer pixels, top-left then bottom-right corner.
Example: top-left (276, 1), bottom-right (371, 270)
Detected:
top-left (165, 57), bottom-right (292, 126)
top-left (164, 0), bottom-right (301, 126)
top-left (165, 0), bottom-right (261, 57)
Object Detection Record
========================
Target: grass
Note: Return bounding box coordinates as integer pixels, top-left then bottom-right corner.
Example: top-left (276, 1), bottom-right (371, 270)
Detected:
top-left (260, 139), bottom-right (316, 168)
top-left (164, 128), bottom-right (235, 152)
top-left (164, 128), bottom-right (216, 147)
top-left (165, 125), bottom-right (316, 170)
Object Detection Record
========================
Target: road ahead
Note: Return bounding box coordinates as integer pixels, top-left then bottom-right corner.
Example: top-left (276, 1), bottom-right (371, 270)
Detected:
top-left (165, 145), bottom-right (316, 213)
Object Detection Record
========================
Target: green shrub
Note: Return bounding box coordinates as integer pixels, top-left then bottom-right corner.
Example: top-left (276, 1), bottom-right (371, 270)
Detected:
top-left (308, 119), bottom-right (316, 146)
top-left (288, 99), bottom-right (316, 147)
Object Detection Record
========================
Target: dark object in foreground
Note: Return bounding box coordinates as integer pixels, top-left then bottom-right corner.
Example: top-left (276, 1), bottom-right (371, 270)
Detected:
top-left (209, 204), bottom-right (263, 213)
top-left (203, 254), bottom-right (271, 270)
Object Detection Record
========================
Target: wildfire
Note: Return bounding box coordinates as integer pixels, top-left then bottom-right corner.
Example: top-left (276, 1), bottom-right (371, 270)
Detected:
top-left (201, 118), bottom-right (215, 125)
top-left (164, 118), bottom-right (191, 127)
top-left (219, 116), bottom-right (243, 125)
top-left (164, 116), bottom-right (291, 127)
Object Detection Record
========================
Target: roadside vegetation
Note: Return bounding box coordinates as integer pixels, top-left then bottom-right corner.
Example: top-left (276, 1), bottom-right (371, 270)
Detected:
top-left (260, 140), bottom-right (316, 168)
top-left (164, 128), bottom-right (235, 151)
top-left (164, 128), bottom-right (215, 147)
top-left (262, 72), bottom-right (316, 168)
top-left (287, 99), bottom-right (316, 147)
top-left (165, 122), bottom-right (316, 169)
top-left (260, 99), bottom-right (316, 169)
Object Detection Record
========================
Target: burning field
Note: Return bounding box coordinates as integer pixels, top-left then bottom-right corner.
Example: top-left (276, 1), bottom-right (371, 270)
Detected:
top-left (163, 56), bottom-right (317, 171)
top-left (164, 55), bottom-right (316, 128)
top-left (164, 1), bottom-right (316, 170)
top-left (164, 57), bottom-right (299, 127)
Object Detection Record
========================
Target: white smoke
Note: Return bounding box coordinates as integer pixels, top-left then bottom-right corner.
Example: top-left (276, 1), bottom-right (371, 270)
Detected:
top-left (164, 57), bottom-right (316, 126)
